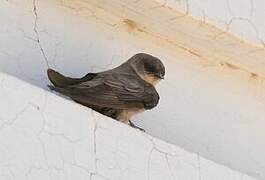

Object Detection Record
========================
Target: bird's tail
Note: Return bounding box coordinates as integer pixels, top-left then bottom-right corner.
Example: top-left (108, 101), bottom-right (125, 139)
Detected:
top-left (47, 68), bottom-right (70, 87)
top-left (47, 68), bottom-right (96, 88)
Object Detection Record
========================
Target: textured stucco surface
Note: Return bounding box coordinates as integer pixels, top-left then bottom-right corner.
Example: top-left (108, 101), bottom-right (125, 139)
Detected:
top-left (157, 0), bottom-right (265, 47)
top-left (0, 0), bottom-right (265, 179)
top-left (0, 71), bottom-right (255, 180)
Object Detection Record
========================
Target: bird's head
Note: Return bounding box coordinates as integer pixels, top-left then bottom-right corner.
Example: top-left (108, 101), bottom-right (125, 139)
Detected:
top-left (129, 53), bottom-right (165, 85)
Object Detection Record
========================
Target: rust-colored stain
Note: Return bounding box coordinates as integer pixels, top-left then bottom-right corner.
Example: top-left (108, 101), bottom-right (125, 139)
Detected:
top-left (251, 72), bottom-right (258, 79)
top-left (177, 45), bottom-right (202, 58)
top-left (220, 62), bottom-right (239, 70)
top-left (123, 19), bottom-right (137, 30)
top-left (123, 19), bottom-right (202, 58)
top-left (121, 18), bottom-right (263, 80)
top-left (225, 63), bottom-right (239, 70)
top-left (219, 62), bottom-right (225, 66)
top-left (218, 62), bottom-right (263, 79)
top-left (123, 19), bottom-right (144, 32)
top-left (122, 19), bottom-right (262, 80)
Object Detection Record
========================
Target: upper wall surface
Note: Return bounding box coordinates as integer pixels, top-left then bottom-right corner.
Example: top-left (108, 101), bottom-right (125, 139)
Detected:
top-left (84, 0), bottom-right (265, 80)
top-left (157, 0), bottom-right (265, 47)
top-left (0, 0), bottom-right (265, 179)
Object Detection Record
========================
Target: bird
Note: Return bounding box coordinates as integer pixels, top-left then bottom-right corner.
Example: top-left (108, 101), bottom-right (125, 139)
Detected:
top-left (47, 53), bottom-right (165, 131)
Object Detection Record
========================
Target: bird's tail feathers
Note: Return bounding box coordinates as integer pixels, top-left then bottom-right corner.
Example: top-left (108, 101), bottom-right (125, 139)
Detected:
top-left (47, 68), bottom-right (96, 87)
top-left (47, 68), bottom-right (70, 87)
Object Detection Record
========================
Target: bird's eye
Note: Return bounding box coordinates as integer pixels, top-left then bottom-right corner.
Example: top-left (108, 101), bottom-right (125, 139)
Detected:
top-left (144, 62), bottom-right (156, 73)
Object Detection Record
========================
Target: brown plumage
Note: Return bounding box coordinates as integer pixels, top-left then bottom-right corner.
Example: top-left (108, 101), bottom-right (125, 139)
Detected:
top-left (47, 53), bottom-right (165, 131)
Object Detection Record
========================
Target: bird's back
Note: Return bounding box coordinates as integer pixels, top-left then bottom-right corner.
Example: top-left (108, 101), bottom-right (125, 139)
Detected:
top-left (47, 65), bottom-right (159, 122)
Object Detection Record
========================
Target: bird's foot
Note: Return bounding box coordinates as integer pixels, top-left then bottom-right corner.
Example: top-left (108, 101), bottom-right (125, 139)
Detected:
top-left (128, 120), bottom-right (145, 132)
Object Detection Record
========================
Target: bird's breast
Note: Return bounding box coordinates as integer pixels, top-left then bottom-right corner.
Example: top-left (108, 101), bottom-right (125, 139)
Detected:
top-left (117, 108), bottom-right (145, 123)
top-left (138, 74), bottom-right (160, 86)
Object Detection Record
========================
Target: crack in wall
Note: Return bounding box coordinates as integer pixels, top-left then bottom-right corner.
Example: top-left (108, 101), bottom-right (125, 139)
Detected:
top-left (165, 154), bottom-right (175, 179)
top-left (32, 0), bottom-right (50, 69)
top-left (0, 0), bottom-right (262, 179)
top-left (0, 73), bottom-right (256, 179)
top-left (0, 103), bottom-right (31, 130)
top-left (144, 134), bottom-right (180, 180)
top-left (225, 17), bottom-right (264, 46)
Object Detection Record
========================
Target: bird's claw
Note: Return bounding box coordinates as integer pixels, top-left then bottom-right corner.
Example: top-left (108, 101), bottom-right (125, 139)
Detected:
top-left (128, 120), bottom-right (145, 132)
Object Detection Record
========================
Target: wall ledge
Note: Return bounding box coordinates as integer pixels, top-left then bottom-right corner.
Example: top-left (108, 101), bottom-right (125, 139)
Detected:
top-left (0, 72), bottom-right (255, 179)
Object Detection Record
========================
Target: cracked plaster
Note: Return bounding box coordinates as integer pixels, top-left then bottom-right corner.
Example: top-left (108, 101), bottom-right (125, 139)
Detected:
top-left (158, 0), bottom-right (265, 47)
top-left (0, 71), bottom-right (254, 179)
top-left (0, 0), bottom-right (264, 179)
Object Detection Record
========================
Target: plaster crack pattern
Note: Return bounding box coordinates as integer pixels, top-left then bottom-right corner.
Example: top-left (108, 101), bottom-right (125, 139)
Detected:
top-left (0, 71), bottom-right (257, 179)
top-left (0, 0), bottom-right (263, 179)
top-left (0, 103), bottom-right (31, 130)
top-left (32, 0), bottom-right (50, 68)
top-left (162, 0), bottom-right (265, 47)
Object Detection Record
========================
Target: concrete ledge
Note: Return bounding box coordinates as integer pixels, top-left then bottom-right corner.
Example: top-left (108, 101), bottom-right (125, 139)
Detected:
top-left (0, 71), bottom-right (255, 180)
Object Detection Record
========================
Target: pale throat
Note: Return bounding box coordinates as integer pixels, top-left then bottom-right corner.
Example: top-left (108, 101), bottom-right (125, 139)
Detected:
top-left (139, 73), bottom-right (160, 86)
top-left (131, 63), bottom-right (160, 85)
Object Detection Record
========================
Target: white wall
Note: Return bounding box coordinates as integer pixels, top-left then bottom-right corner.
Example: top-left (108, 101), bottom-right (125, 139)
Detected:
top-left (160, 0), bottom-right (265, 47)
top-left (0, 0), bottom-right (264, 179)
top-left (0, 71), bottom-right (254, 180)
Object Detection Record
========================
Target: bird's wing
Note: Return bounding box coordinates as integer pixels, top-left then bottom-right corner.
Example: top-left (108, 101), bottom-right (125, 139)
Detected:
top-left (47, 68), bottom-right (97, 87)
top-left (51, 73), bottom-right (159, 110)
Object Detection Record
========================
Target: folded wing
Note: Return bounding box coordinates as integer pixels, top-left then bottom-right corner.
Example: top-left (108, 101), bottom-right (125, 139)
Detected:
top-left (50, 73), bottom-right (159, 110)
